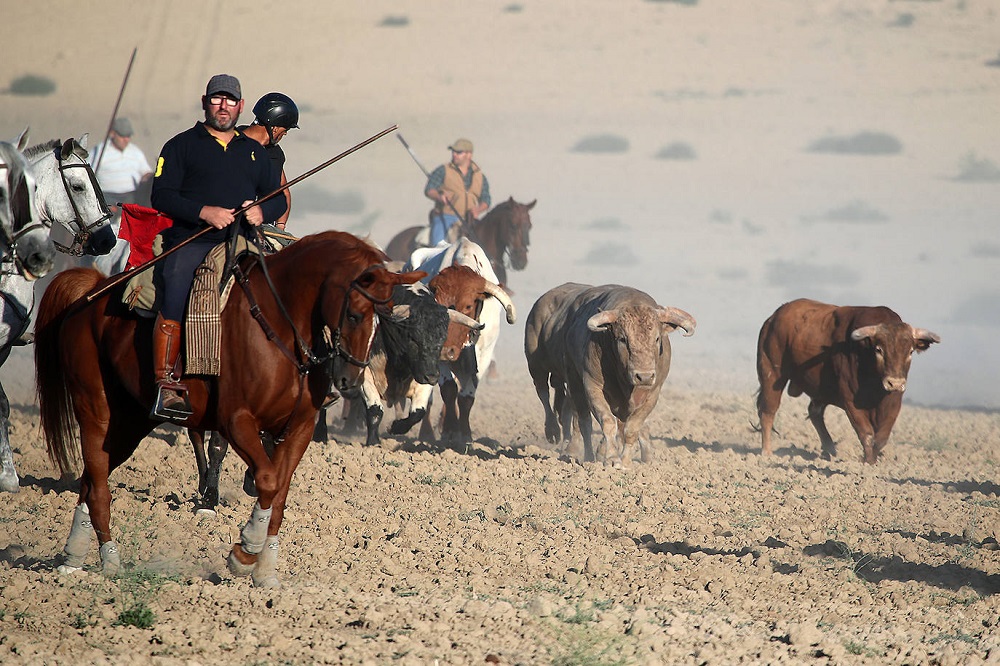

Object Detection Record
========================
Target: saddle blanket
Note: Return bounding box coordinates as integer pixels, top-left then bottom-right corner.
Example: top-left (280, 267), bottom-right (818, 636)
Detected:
top-left (122, 235), bottom-right (261, 376)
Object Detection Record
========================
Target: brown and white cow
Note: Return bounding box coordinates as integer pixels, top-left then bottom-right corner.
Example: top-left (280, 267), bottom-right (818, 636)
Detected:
top-left (756, 298), bottom-right (940, 464)
top-left (388, 261), bottom-right (515, 444)
top-left (525, 283), bottom-right (695, 466)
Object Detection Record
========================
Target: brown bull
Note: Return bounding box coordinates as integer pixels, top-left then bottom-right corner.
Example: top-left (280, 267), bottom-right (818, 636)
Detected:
top-left (756, 298), bottom-right (940, 464)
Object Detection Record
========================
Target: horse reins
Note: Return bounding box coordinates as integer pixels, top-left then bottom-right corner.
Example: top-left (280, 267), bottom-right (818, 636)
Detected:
top-left (233, 239), bottom-right (390, 440)
top-left (50, 149), bottom-right (113, 256)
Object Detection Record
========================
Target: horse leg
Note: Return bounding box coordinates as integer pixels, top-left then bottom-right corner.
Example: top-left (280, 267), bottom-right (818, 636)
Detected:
top-left (0, 383), bottom-right (20, 493)
top-left (189, 429), bottom-right (208, 497)
top-left (198, 432), bottom-right (230, 514)
top-left (225, 416), bottom-right (280, 579)
top-left (241, 432), bottom-right (276, 498)
top-left (85, 414), bottom-right (151, 576)
top-left (312, 407), bottom-right (329, 443)
top-left (240, 421), bottom-right (313, 588)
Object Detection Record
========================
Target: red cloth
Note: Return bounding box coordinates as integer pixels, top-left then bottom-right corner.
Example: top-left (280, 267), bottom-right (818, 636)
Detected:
top-left (119, 204), bottom-right (174, 270)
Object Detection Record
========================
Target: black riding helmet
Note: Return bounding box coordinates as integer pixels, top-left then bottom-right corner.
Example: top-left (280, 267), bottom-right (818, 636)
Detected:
top-left (252, 92), bottom-right (300, 130)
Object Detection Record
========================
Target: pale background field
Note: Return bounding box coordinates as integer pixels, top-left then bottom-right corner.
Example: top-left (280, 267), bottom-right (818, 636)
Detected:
top-left (2, 0), bottom-right (999, 409)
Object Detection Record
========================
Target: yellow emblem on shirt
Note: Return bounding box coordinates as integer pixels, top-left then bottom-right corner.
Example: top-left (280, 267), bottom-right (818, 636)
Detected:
top-left (155, 156), bottom-right (164, 178)
top-left (251, 151), bottom-right (256, 161)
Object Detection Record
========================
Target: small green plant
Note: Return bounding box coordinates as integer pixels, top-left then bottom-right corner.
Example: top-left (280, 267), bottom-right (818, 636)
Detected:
top-left (71, 612), bottom-right (97, 630)
top-left (549, 623), bottom-right (629, 666)
top-left (844, 640), bottom-right (884, 657)
top-left (457, 508), bottom-right (487, 522)
top-left (416, 474), bottom-right (456, 487)
top-left (114, 603), bottom-right (155, 629)
top-left (560, 603), bottom-right (595, 625)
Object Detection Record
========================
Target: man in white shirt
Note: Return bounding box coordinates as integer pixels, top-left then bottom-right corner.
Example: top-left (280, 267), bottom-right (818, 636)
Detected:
top-left (86, 117), bottom-right (152, 274)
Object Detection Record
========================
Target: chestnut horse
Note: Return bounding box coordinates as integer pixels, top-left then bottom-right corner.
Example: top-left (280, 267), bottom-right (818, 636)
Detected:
top-left (384, 197), bottom-right (535, 286)
top-left (35, 231), bottom-right (423, 588)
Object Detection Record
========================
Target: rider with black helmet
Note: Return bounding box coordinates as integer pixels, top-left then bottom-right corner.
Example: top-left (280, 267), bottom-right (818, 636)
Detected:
top-left (240, 92), bottom-right (299, 229)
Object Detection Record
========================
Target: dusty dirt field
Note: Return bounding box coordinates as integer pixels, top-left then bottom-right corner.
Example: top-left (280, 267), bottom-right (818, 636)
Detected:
top-left (1, 369), bottom-right (999, 664)
top-left (2, 0), bottom-right (1000, 663)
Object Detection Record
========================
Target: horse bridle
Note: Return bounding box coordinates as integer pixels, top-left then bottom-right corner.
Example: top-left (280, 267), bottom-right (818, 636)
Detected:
top-left (0, 163), bottom-right (41, 277)
top-left (49, 150), bottom-right (113, 256)
top-left (236, 247), bottom-right (390, 375)
top-left (235, 247), bottom-right (390, 441)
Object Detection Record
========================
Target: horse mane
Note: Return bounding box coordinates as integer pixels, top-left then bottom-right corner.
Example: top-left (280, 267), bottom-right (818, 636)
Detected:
top-left (294, 230), bottom-right (389, 265)
top-left (21, 139), bottom-right (60, 160)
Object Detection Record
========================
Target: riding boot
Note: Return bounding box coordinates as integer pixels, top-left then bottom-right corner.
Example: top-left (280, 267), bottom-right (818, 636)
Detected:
top-left (150, 315), bottom-right (193, 422)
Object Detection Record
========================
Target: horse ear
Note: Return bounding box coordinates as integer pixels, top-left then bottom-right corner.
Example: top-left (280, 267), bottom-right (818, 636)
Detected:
top-left (15, 127), bottom-right (29, 151)
top-left (78, 133), bottom-right (89, 150)
top-left (60, 138), bottom-right (75, 160)
top-left (527, 199), bottom-right (536, 210)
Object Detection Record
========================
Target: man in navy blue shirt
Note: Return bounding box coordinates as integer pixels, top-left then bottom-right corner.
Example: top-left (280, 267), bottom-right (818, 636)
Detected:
top-left (150, 73), bottom-right (286, 421)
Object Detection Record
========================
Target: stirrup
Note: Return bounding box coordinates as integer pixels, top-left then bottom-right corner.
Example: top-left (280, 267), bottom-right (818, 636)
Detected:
top-left (151, 382), bottom-right (193, 423)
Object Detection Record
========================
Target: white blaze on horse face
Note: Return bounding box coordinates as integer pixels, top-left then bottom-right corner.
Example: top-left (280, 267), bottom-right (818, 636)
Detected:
top-left (367, 312), bottom-right (380, 356)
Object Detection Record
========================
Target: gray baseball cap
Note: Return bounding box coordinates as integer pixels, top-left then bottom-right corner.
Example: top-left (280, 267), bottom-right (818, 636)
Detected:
top-left (111, 117), bottom-right (133, 137)
top-left (205, 74), bottom-right (241, 99)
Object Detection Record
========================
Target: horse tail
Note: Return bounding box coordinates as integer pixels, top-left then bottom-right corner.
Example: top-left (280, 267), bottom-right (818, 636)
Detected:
top-left (35, 268), bottom-right (102, 475)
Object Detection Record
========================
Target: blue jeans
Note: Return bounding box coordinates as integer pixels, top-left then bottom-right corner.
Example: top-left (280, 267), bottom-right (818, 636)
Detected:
top-left (160, 237), bottom-right (217, 321)
top-left (429, 213), bottom-right (460, 245)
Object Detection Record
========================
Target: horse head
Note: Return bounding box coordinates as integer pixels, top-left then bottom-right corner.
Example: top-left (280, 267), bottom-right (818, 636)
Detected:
top-left (23, 135), bottom-right (115, 258)
top-left (500, 197), bottom-right (534, 271)
top-left (0, 138), bottom-right (55, 280)
top-left (316, 237), bottom-right (426, 397)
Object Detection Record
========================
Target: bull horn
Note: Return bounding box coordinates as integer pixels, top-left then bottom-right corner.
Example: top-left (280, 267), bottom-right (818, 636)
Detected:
top-left (390, 304), bottom-right (411, 321)
top-left (587, 309), bottom-right (618, 332)
top-left (483, 282), bottom-right (516, 324)
top-left (911, 326), bottom-right (941, 350)
top-left (659, 307), bottom-right (696, 337)
top-left (850, 325), bottom-right (882, 342)
top-left (448, 309), bottom-right (485, 330)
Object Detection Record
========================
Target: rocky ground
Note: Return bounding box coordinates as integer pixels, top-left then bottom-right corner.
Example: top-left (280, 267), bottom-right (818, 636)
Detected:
top-left (1, 369), bottom-right (998, 665)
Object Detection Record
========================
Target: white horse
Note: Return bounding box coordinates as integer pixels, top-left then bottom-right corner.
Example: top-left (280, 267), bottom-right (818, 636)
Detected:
top-left (0, 131), bottom-right (115, 493)
top-left (21, 132), bottom-right (116, 259)
top-left (0, 136), bottom-right (55, 280)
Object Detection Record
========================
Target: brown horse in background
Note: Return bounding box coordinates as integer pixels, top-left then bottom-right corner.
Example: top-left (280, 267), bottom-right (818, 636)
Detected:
top-left (35, 231), bottom-right (423, 588)
top-left (384, 197), bottom-right (535, 286)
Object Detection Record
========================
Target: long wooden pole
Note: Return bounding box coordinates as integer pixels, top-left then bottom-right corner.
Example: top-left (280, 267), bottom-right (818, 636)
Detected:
top-left (93, 47), bottom-right (138, 176)
top-left (84, 124), bottom-right (398, 302)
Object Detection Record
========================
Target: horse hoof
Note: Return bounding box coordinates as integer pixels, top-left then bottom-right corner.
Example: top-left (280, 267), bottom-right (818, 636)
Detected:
top-left (252, 574), bottom-right (282, 589)
top-left (100, 541), bottom-right (121, 578)
top-left (0, 469), bottom-right (20, 493)
top-left (227, 544), bottom-right (257, 576)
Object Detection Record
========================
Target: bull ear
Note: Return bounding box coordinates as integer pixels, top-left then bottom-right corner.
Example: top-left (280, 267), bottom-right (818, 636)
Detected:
top-left (587, 309), bottom-right (618, 332)
top-left (911, 327), bottom-right (940, 352)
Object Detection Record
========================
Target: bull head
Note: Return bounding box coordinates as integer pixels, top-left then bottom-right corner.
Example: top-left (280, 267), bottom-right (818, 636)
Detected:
top-left (587, 306), bottom-right (696, 336)
top-left (850, 324), bottom-right (941, 392)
